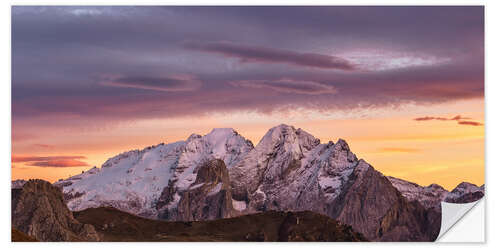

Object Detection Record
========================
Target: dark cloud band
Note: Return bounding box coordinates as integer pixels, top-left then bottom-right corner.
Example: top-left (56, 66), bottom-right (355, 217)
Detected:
top-left (185, 41), bottom-right (356, 70)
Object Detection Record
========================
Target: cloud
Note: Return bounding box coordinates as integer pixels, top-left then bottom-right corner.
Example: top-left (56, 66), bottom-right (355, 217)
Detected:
top-left (450, 115), bottom-right (471, 120)
top-left (11, 7), bottom-right (484, 129)
top-left (458, 121), bottom-right (483, 126)
top-left (12, 155), bottom-right (90, 168)
top-left (185, 41), bottom-right (355, 70)
top-left (230, 78), bottom-right (337, 95)
top-left (379, 148), bottom-right (420, 153)
top-left (27, 159), bottom-right (90, 167)
top-left (414, 116), bottom-right (448, 121)
top-left (414, 115), bottom-right (482, 126)
top-left (100, 74), bottom-right (202, 92)
top-left (33, 143), bottom-right (55, 149)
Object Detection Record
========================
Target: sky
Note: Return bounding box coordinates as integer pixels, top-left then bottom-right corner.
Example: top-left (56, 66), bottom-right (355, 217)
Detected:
top-left (11, 6), bottom-right (484, 190)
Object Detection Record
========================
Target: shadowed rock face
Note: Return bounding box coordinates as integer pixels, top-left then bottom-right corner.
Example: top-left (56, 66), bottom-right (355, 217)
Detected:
top-left (11, 180), bottom-right (99, 242)
top-left (160, 159), bottom-right (234, 221)
top-left (329, 161), bottom-right (439, 241)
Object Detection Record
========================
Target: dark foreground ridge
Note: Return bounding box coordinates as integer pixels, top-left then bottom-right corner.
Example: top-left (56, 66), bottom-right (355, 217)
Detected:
top-left (12, 179), bottom-right (366, 242)
top-left (74, 207), bottom-right (367, 242)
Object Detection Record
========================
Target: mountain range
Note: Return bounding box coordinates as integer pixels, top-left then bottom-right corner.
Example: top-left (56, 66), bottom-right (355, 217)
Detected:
top-left (13, 124), bottom-right (484, 241)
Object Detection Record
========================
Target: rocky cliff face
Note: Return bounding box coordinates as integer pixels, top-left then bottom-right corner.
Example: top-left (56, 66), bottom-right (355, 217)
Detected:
top-left (328, 160), bottom-right (439, 241)
top-left (158, 159), bottom-right (234, 221)
top-left (11, 180), bottom-right (99, 242)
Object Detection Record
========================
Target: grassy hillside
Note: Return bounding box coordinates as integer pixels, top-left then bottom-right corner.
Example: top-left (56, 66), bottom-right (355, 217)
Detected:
top-left (74, 207), bottom-right (367, 242)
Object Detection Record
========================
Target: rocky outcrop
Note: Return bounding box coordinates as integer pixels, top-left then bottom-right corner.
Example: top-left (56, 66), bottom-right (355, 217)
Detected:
top-left (444, 182), bottom-right (484, 203)
top-left (327, 160), bottom-right (439, 241)
top-left (11, 179), bottom-right (27, 189)
top-left (11, 180), bottom-right (99, 242)
top-left (160, 159), bottom-right (234, 221)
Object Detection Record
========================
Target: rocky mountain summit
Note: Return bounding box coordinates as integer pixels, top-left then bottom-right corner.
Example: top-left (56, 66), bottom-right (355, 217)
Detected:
top-left (49, 124), bottom-right (484, 241)
top-left (11, 179), bottom-right (99, 241)
top-left (388, 177), bottom-right (484, 209)
top-left (444, 182), bottom-right (485, 203)
top-left (11, 179), bottom-right (27, 189)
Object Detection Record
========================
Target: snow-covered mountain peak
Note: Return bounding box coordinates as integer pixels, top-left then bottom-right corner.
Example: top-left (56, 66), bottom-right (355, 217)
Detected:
top-left (206, 127), bottom-right (237, 136)
top-left (387, 176), bottom-right (449, 209)
top-left (426, 183), bottom-right (447, 192)
top-left (183, 127), bottom-right (254, 168)
top-left (186, 133), bottom-right (202, 142)
top-left (454, 182), bottom-right (481, 191)
top-left (256, 124), bottom-right (320, 155)
top-left (444, 181), bottom-right (484, 203)
top-left (444, 183), bottom-right (484, 203)
top-left (334, 138), bottom-right (350, 152)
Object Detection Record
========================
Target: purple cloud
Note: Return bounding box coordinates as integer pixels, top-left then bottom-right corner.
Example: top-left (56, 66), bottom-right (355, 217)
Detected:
top-left (10, 6), bottom-right (483, 131)
top-left (100, 74), bottom-right (202, 92)
top-left (230, 78), bottom-right (337, 95)
top-left (185, 41), bottom-right (356, 70)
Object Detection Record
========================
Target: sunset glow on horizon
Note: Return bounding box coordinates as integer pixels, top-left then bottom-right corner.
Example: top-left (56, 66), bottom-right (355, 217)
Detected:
top-left (11, 6), bottom-right (484, 191)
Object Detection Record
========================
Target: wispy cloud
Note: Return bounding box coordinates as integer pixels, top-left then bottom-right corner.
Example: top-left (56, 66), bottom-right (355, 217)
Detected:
top-left (33, 143), bottom-right (55, 149)
top-left (101, 74), bottom-right (202, 92)
top-left (185, 41), bottom-right (356, 70)
top-left (414, 115), bottom-right (482, 126)
top-left (379, 147), bottom-right (420, 153)
top-left (458, 121), bottom-right (483, 126)
top-left (12, 155), bottom-right (90, 168)
top-left (230, 78), bottom-right (337, 95)
top-left (414, 116), bottom-right (448, 121)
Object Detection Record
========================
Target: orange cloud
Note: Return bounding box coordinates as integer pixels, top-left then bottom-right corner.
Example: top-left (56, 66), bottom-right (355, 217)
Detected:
top-left (33, 143), bottom-right (55, 149)
top-left (414, 116), bottom-right (447, 121)
top-left (12, 155), bottom-right (89, 168)
top-left (414, 115), bottom-right (482, 126)
top-left (458, 121), bottom-right (483, 126)
top-left (378, 147), bottom-right (420, 153)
